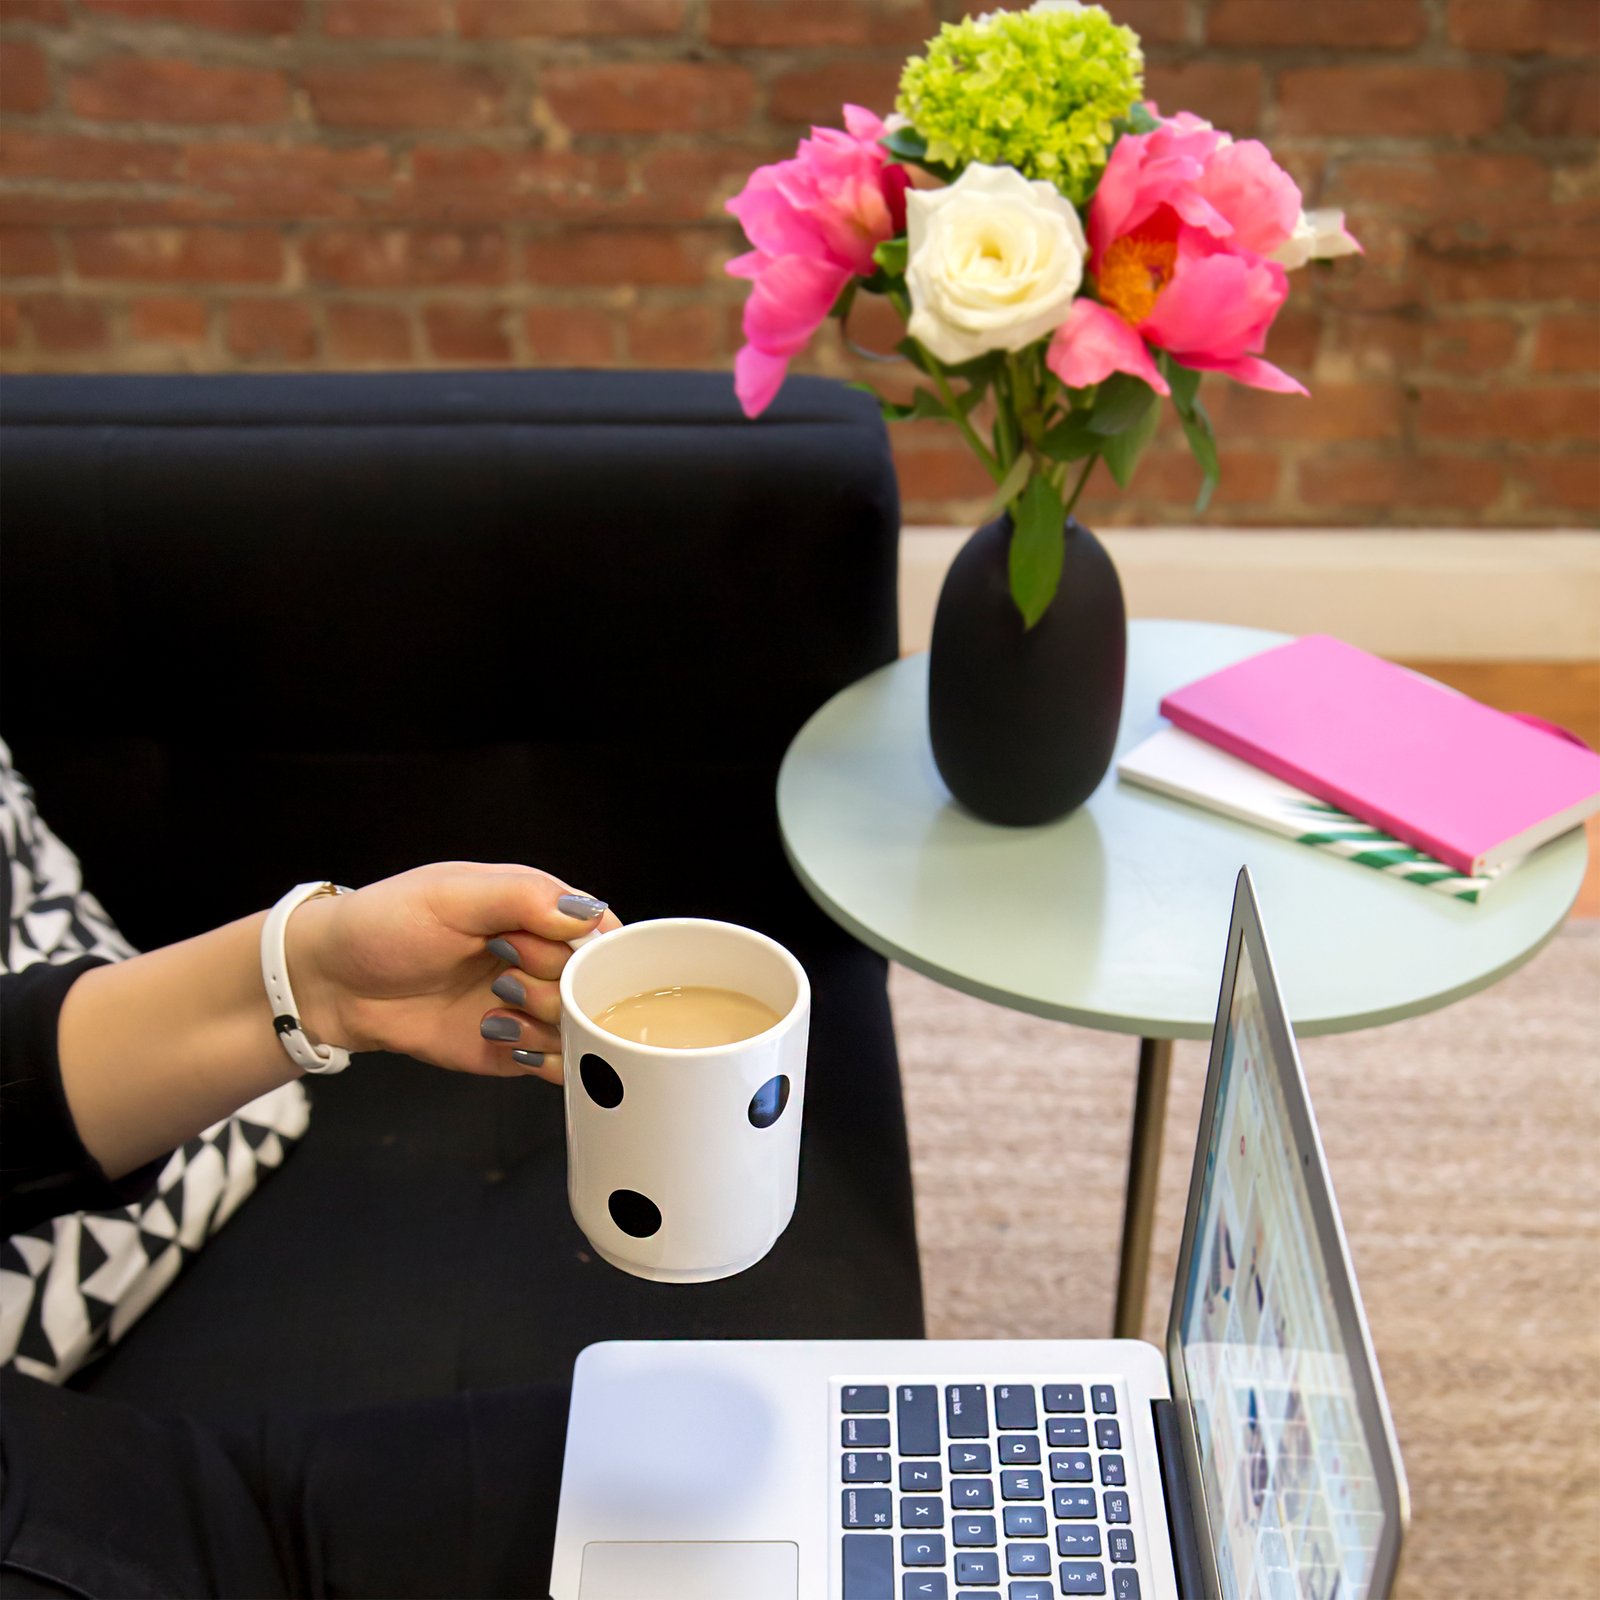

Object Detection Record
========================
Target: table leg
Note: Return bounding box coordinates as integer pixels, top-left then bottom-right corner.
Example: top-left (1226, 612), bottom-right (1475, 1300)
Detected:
top-left (1113, 1036), bottom-right (1174, 1340)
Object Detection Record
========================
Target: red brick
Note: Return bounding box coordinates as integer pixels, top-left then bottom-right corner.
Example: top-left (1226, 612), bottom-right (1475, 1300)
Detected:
top-left (1138, 448), bottom-right (1282, 506)
top-left (128, 294), bottom-right (207, 341)
top-left (0, 2), bottom-right (69, 23)
top-left (0, 191), bottom-right (214, 225)
top-left (79, 0), bottom-right (302, 30)
top-left (302, 226), bottom-right (510, 288)
top-left (1208, 0), bottom-right (1424, 48)
top-left (69, 57), bottom-right (288, 125)
top-left (620, 145), bottom-right (784, 224)
top-left (458, 0), bottom-right (685, 36)
top-left (185, 141), bottom-right (393, 220)
top-left (1417, 386), bottom-right (1597, 445)
top-left (74, 226), bottom-right (285, 283)
top-left (407, 146), bottom-right (628, 223)
top-left (768, 60), bottom-right (907, 126)
top-left (1266, 306), bottom-right (1320, 371)
top-left (322, 0), bottom-right (451, 37)
top-left (1208, 383), bottom-right (1406, 442)
top-left (891, 430), bottom-right (993, 505)
top-left (226, 296), bottom-right (314, 360)
top-left (0, 39), bottom-right (50, 114)
top-left (305, 61), bottom-right (508, 132)
top-left (1078, 0), bottom-right (1185, 44)
top-left (1519, 454), bottom-right (1600, 511)
top-left (1532, 312), bottom-right (1600, 373)
top-left (707, 0), bottom-right (932, 48)
top-left (1524, 70), bottom-right (1600, 137)
top-left (23, 293), bottom-right (108, 353)
top-left (524, 228), bottom-right (711, 287)
top-left (1328, 152), bottom-right (1548, 211)
top-left (1276, 67), bottom-right (1507, 138)
top-left (523, 303), bottom-right (615, 364)
top-left (1447, 0), bottom-right (1599, 55)
top-left (542, 63), bottom-right (755, 135)
top-left (423, 301), bottom-right (512, 362)
top-left (1423, 316), bottom-right (1521, 377)
top-left (1145, 62), bottom-right (1263, 135)
top-left (0, 130), bottom-right (181, 184)
top-left (1298, 453), bottom-right (1505, 511)
top-left (626, 302), bottom-right (719, 365)
top-left (326, 300), bottom-right (412, 361)
top-left (0, 295), bottom-right (20, 349)
top-left (0, 226), bottom-right (58, 277)
top-left (1417, 250), bottom-right (1600, 304)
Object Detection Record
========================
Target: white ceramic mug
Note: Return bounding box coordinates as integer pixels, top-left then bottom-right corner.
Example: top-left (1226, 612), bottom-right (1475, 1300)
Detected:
top-left (559, 917), bottom-right (811, 1283)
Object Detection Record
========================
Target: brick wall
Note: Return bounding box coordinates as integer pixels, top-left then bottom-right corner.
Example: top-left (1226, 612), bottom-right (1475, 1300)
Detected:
top-left (1, 0), bottom-right (1596, 529)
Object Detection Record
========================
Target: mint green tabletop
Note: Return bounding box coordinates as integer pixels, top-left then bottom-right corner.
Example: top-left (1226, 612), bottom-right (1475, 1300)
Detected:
top-left (777, 620), bottom-right (1588, 1039)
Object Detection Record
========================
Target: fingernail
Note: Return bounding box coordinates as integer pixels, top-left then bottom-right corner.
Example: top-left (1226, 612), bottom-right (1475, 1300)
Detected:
top-left (491, 973), bottom-right (526, 1007)
top-left (556, 892), bottom-right (607, 921)
top-left (511, 1049), bottom-right (545, 1069)
top-left (486, 937), bottom-right (520, 966)
top-left (480, 1017), bottom-right (521, 1041)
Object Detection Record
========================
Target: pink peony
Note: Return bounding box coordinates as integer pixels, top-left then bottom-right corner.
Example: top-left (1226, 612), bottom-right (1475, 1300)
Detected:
top-left (727, 105), bottom-right (911, 418)
top-left (1049, 108), bottom-right (1308, 398)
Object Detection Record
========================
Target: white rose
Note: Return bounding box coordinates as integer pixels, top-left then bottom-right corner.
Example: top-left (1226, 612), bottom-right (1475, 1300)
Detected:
top-left (905, 163), bottom-right (1088, 366)
top-left (1273, 207), bottom-right (1362, 271)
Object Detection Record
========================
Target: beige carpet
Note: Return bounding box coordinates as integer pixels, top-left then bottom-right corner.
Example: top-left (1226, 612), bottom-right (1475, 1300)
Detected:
top-left (890, 923), bottom-right (1600, 1600)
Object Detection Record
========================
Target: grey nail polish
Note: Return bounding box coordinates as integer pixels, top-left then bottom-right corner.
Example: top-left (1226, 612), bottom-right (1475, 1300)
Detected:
top-left (557, 892), bottom-right (607, 921)
top-left (511, 1049), bottom-right (545, 1068)
top-left (480, 1016), bottom-right (521, 1041)
top-left (491, 973), bottom-right (526, 1007)
top-left (486, 937), bottom-right (520, 966)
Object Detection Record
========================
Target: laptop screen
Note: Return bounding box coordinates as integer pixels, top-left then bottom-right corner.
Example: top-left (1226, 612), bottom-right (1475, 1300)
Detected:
top-left (1174, 901), bottom-right (1401, 1600)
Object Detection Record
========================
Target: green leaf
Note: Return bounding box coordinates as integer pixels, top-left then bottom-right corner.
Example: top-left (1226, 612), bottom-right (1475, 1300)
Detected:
top-left (1178, 396), bottom-right (1220, 513)
top-left (1101, 397), bottom-right (1160, 488)
top-left (943, 349), bottom-right (1004, 385)
top-left (1164, 357), bottom-right (1201, 414)
top-left (1088, 371), bottom-right (1158, 436)
top-left (1038, 409), bottom-right (1099, 462)
top-left (895, 337), bottom-right (937, 376)
top-left (1117, 102), bottom-right (1160, 136)
top-left (830, 278), bottom-right (858, 322)
top-left (1007, 472), bottom-right (1067, 629)
top-left (985, 451), bottom-right (1033, 519)
top-left (880, 125), bottom-right (961, 182)
top-left (872, 237), bottom-right (908, 279)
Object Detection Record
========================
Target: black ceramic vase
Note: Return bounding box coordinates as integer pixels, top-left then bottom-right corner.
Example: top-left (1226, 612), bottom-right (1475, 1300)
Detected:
top-left (927, 513), bottom-right (1127, 826)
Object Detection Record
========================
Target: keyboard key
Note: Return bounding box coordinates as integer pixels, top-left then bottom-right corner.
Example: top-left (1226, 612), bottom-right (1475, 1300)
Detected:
top-left (1090, 1386), bottom-right (1116, 1415)
top-left (902, 1462), bottom-right (943, 1493)
top-left (844, 1452), bottom-right (892, 1483)
top-left (843, 1386), bottom-right (890, 1413)
top-left (947, 1385), bottom-right (990, 1439)
top-left (1112, 1571), bottom-right (1142, 1600)
top-left (1059, 1562), bottom-right (1107, 1595)
top-left (903, 1576), bottom-right (948, 1600)
top-left (843, 1488), bottom-right (893, 1528)
top-left (902, 1534), bottom-right (947, 1567)
top-left (1047, 1418), bottom-right (1089, 1449)
top-left (1000, 1469), bottom-right (1044, 1500)
top-left (951, 1479), bottom-right (995, 1509)
top-left (952, 1514), bottom-right (997, 1547)
top-left (994, 1385), bottom-right (1037, 1431)
top-left (902, 1496), bottom-right (945, 1529)
top-left (1108, 1529), bottom-right (1136, 1564)
top-left (1095, 1419), bottom-right (1122, 1451)
top-left (844, 1418), bottom-right (891, 1448)
top-left (898, 1386), bottom-right (941, 1456)
top-left (998, 1435), bottom-right (1041, 1465)
top-left (957, 1594), bottom-right (1001, 1600)
top-left (1007, 1585), bottom-right (1051, 1600)
top-left (1054, 1488), bottom-right (1096, 1519)
top-left (1043, 1385), bottom-right (1085, 1413)
top-left (1002, 1505), bottom-right (1046, 1537)
top-left (842, 1533), bottom-right (894, 1599)
top-left (1056, 1526), bottom-right (1102, 1557)
top-left (1099, 1455), bottom-right (1127, 1487)
top-left (955, 1552), bottom-right (1001, 1586)
top-left (1049, 1452), bottom-right (1093, 1483)
top-left (950, 1443), bottom-right (992, 1474)
top-left (1102, 1490), bottom-right (1131, 1524)
top-left (1005, 1543), bottom-right (1050, 1576)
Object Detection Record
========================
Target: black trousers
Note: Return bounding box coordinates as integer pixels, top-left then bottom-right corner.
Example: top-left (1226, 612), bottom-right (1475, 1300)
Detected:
top-left (0, 1369), bottom-right (569, 1599)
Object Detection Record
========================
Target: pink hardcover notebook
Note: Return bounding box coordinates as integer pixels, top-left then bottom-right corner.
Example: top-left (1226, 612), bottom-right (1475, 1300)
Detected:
top-left (1160, 634), bottom-right (1600, 877)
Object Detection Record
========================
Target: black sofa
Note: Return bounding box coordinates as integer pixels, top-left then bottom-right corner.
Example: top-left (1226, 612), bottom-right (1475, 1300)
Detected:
top-left (0, 369), bottom-right (924, 1430)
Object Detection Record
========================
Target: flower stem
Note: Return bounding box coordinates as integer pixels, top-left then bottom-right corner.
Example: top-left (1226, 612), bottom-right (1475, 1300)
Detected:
top-left (931, 363), bottom-right (1001, 481)
top-left (1062, 452), bottom-right (1098, 523)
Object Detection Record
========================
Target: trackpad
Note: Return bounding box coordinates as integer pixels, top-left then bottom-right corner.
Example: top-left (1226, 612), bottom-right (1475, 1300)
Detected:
top-left (579, 1541), bottom-right (798, 1599)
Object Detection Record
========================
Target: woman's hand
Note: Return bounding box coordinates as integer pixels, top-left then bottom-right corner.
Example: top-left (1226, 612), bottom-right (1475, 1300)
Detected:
top-left (290, 863), bottom-right (622, 1087)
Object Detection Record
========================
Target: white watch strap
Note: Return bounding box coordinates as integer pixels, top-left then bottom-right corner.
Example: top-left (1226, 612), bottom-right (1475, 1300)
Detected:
top-left (263, 881), bottom-right (352, 1075)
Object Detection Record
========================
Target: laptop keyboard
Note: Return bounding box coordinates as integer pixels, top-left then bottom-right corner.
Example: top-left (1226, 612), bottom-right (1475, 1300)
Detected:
top-left (834, 1379), bottom-right (1145, 1600)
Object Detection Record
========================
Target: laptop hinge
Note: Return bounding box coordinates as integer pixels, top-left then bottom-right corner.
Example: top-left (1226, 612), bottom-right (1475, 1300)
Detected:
top-left (1152, 1399), bottom-right (1208, 1600)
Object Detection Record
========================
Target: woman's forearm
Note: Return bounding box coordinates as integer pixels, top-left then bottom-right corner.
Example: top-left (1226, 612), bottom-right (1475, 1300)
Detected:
top-left (56, 898), bottom-right (342, 1180)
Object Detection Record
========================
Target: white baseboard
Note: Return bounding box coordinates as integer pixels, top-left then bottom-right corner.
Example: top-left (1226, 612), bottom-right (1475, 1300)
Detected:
top-left (899, 527), bottom-right (1600, 660)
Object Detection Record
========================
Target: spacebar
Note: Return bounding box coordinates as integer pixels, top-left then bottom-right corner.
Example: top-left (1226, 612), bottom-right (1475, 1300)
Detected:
top-left (841, 1533), bottom-right (893, 1599)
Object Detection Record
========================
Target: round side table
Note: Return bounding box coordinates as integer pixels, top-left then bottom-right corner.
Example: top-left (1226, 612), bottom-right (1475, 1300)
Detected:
top-left (777, 620), bottom-right (1587, 1337)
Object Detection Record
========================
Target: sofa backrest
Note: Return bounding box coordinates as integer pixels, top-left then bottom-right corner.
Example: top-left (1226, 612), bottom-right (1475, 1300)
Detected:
top-left (0, 369), bottom-right (900, 951)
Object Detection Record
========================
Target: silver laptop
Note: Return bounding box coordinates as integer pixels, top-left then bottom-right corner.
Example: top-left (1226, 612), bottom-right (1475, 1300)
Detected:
top-left (550, 869), bottom-right (1409, 1600)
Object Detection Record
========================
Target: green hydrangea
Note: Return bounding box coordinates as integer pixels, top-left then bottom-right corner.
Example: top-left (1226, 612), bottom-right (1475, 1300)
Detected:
top-left (897, 5), bottom-right (1144, 204)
